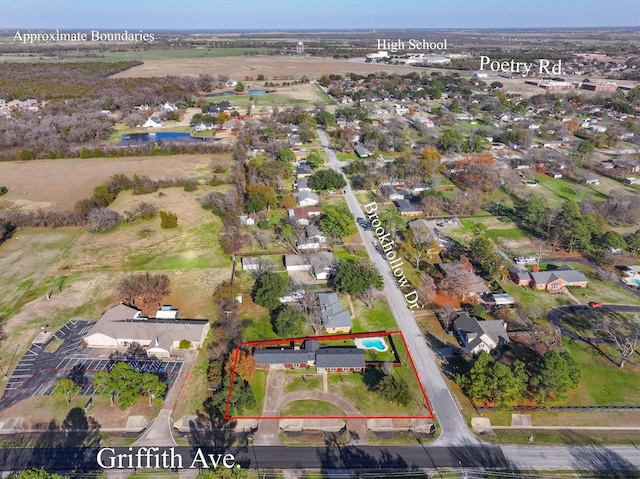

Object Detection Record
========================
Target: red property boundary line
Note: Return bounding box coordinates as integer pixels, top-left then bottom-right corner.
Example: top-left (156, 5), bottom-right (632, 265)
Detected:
top-left (224, 330), bottom-right (434, 420)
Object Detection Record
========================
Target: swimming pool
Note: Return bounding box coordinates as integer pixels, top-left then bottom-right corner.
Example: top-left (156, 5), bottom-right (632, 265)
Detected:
top-left (630, 278), bottom-right (640, 287)
top-left (354, 337), bottom-right (388, 352)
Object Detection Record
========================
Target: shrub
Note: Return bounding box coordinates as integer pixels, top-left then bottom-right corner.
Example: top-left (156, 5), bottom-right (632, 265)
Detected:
top-left (159, 210), bottom-right (178, 228)
top-left (179, 339), bottom-right (191, 349)
top-left (0, 186), bottom-right (8, 196)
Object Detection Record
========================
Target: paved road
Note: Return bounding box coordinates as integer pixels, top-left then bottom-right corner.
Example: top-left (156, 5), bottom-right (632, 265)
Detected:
top-left (2, 444), bottom-right (640, 472)
top-left (318, 129), bottom-right (479, 446)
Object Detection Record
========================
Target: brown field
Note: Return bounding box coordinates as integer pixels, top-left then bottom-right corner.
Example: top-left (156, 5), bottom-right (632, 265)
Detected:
top-left (111, 56), bottom-right (428, 79)
top-left (0, 154), bottom-right (231, 211)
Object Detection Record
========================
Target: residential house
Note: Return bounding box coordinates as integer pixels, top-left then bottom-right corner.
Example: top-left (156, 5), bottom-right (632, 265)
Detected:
top-left (288, 207), bottom-right (322, 226)
top-left (624, 177), bottom-right (640, 186)
top-left (285, 254), bottom-right (312, 272)
top-left (508, 265), bottom-right (531, 286)
top-left (318, 292), bottom-right (352, 333)
top-left (407, 219), bottom-right (444, 253)
top-left (84, 304), bottom-right (209, 358)
top-left (208, 101), bottom-right (232, 114)
top-left (610, 156), bottom-right (640, 172)
top-left (221, 119), bottom-right (244, 131)
top-left (254, 339), bottom-right (365, 372)
top-left (453, 313), bottom-right (510, 355)
top-left (395, 200), bottom-right (422, 217)
top-left (354, 144), bottom-right (373, 158)
top-left (296, 164), bottom-right (313, 178)
top-left (308, 251), bottom-right (335, 280)
top-left (297, 224), bottom-right (327, 250)
top-left (295, 178), bottom-right (312, 192)
top-left (380, 185), bottom-right (405, 201)
top-left (411, 184), bottom-right (431, 196)
top-left (194, 121), bottom-right (214, 132)
top-left (584, 178), bottom-right (600, 185)
top-left (529, 265), bottom-right (588, 291)
top-left (238, 215), bottom-right (256, 226)
top-left (437, 262), bottom-right (491, 298)
top-left (242, 257), bottom-right (260, 271)
top-left (295, 191), bottom-right (320, 207)
top-left (549, 172), bottom-right (563, 179)
top-left (143, 116), bottom-right (163, 128)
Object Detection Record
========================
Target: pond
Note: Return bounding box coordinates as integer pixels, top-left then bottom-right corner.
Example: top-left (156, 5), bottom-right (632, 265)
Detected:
top-left (118, 132), bottom-right (219, 146)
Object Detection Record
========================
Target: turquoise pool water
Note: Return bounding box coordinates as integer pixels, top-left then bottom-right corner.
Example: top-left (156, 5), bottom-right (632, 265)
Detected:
top-left (630, 278), bottom-right (640, 287)
top-left (360, 338), bottom-right (387, 352)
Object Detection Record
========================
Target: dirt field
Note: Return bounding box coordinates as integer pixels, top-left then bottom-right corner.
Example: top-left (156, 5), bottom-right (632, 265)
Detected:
top-left (111, 56), bottom-right (428, 79)
top-left (0, 154), bottom-right (231, 211)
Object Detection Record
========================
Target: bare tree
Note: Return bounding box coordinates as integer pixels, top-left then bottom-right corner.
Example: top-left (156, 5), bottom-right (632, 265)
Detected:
top-left (416, 273), bottom-right (437, 307)
top-left (117, 273), bottom-right (170, 310)
top-left (360, 286), bottom-right (379, 309)
top-left (597, 315), bottom-right (640, 368)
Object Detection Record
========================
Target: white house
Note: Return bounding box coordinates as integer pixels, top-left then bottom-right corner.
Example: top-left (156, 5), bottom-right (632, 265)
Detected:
top-left (143, 116), bottom-right (163, 128)
top-left (194, 121), bottom-right (214, 131)
top-left (295, 191), bottom-right (320, 207)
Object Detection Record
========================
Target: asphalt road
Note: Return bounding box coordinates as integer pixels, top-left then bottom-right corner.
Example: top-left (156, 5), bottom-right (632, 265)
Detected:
top-left (2, 444), bottom-right (639, 472)
top-left (318, 129), bottom-right (479, 446)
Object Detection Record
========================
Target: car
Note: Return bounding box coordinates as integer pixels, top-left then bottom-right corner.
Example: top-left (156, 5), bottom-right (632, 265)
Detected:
top-left (589, 301), bottom-right (604, 308)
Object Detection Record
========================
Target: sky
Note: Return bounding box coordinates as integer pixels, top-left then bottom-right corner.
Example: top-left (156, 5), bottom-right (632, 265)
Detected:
top-left (3, 0), bottom-right (640, 30)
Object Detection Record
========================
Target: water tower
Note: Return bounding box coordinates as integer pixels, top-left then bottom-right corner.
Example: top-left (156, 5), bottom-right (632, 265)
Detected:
top-left (296, 41), bottom-right (304, 55)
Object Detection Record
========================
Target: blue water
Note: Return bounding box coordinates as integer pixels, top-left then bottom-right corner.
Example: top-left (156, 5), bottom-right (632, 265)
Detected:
top-left (210, 90), bottom-right (267, 97)
top-left (631, 278), bottom-right (640, 287)
top-left (118, 132), bottom-right (218, 146)
top-left (361, 339), bottom-right (387, 351)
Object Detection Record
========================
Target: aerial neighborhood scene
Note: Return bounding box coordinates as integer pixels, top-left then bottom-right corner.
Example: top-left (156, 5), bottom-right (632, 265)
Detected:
top-left (1, 0), bottom-right (640, 477)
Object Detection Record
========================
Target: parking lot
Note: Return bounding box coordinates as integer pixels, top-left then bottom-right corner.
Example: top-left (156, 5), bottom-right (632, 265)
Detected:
top-left (0, 320), bottom-right (183, 412)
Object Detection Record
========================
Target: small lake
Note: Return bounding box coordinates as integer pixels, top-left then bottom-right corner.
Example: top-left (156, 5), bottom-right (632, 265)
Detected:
top-left (210, 89), bottom-right (268, 97)
top-left (118, 132), bottom-right (219, 146)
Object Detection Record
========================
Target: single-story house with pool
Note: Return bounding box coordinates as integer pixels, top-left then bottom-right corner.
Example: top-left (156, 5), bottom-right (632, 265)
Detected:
top-left (253, 339), bottom-right (365, 372)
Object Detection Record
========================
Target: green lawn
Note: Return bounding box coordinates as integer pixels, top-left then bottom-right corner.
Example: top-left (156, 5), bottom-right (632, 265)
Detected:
top-left (280, 400), bottom-right (344, 417)
top-left (284, 374), bottom-right (323, 393)
top-left (327, 371), bottom-right (423, 416)
top-left (564, 338), bottom-right (640, 407)
top-left (246, 370), bottom-right (267, 415)
top-left (351, 297), bottom-right (397, 333)
top-left (533, 173), bottom-right (608, 204)
top-left (240, 309), bottom-right (278, 342)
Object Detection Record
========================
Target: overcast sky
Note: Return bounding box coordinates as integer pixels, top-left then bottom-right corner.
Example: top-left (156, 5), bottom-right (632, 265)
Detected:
top-left (4, 0), bottom-right (640, 30)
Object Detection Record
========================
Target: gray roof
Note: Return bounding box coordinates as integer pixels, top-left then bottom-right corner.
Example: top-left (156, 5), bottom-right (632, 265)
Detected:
top-left (86, 304), bottom-right (209, 351)
top-left (529, 266), bottom-right (587, 285)
top-left (295, 191), bottom-right (319, 204)
top-left (285, 254), bottom-right (310, 268)
top-left (408, 219), bottom-right (434, 242)
top-left (395, 199), bottom-right (421, 213)
top-left (315, 348), bottom-right (365, 369)
top-left (254, 339), bottom-right (365, 368)
top-left (297, 164), bottom-right (313, 176)
top-left (296, 178), bottom-right (309, 189)
top-left (254, 349), bottom-right (315, 365)
top-left (354, 144), bottom-right (372, 158)
top-left (309, 251), bottom-right (334, 273)
top-left (318, 292), bottom-right (352, 329)
top-left (454, 313), bottom-right (509, 351)
top-left (508, 265), bottom-right (531, 282)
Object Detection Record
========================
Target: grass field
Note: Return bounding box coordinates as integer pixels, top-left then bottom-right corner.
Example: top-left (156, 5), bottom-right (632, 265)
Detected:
top-left (285, 374), bottom-right (323, 393)
top-left (351, 297), bottom-right (397, 333)
top-left (280, 400), bottom-right (344, 417)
